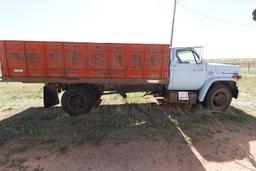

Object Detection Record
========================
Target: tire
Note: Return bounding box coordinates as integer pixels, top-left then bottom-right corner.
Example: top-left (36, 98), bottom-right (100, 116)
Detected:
top-left (94, 88), bottom-right (102, 100)
top-left (88, 86), bottom-right (102, 100)
top-left (61, 87), bottom-right (95, 117)
top-left (87, 86), bottom-right (98, 101)
top-left (204, 84), bottom-right (232, 111)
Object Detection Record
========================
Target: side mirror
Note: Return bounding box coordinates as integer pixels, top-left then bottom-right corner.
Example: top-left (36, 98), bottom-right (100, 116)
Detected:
top-left (253, 9), bottom-right (256, 21)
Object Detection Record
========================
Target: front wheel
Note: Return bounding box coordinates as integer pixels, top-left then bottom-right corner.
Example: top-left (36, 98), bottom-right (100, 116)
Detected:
top-left (204, 84), bottom-right (232, 111)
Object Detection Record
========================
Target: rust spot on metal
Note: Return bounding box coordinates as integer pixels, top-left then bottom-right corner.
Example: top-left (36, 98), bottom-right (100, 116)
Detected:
top-left (91, 53), bottom-right (104, 67)
top-left (150, 55), bottom-right (158, 66)
top-left (9, 52), bottom-right (23, 60)
top-left (49, 53), bottom-right (58, 63)
top-left (132, 54), bottom-right (141, 69)
top-left (70, 52), bottom-right (80, 65)
top-left (26, 52), bottom-right (40, 68)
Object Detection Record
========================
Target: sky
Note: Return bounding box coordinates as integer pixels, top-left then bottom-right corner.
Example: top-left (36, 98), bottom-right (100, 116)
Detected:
top-left (0, 0), bottom-right (255, 59)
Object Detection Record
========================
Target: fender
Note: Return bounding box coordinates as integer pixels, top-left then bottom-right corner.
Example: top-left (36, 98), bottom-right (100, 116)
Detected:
top-left (198, 77), bottom-right (237, 102)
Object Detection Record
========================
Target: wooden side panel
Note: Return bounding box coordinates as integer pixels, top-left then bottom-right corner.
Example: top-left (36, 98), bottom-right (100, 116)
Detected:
top-left (107, 44), bottom-right (127, 78)
top-left (0, 40), bottom-right (170, 82)
top-left (45, 42), bottom-right (64, 77)
top-left (25, 42), bottom-right (45, 77)
top-left (64, 43), bottom-right (87, 77)
top-left (87, 43), bottom-right (109, 77)
top-left (4, 41), bottom-right (26, 77)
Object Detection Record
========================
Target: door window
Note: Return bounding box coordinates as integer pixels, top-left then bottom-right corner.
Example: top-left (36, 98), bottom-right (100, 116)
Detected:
top-left (176, 50), bottom-right (201, 64)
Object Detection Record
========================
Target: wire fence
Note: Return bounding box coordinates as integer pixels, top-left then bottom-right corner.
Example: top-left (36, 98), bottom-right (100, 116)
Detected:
top-left (239, 63), bottom-right (256, 73)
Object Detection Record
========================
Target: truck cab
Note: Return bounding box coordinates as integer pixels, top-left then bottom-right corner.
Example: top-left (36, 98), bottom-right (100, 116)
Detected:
top-left (166, 47), bottom-right (241, 111)
top-left (169, 47), bottom-right (206, 90)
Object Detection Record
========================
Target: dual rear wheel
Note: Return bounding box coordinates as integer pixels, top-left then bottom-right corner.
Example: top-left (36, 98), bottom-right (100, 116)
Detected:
top-left (61, 86), bottom-right (100, 117)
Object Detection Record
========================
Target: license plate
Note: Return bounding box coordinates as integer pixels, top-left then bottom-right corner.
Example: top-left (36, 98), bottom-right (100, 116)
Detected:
top-left (178, 91), bottom-right (189, 101)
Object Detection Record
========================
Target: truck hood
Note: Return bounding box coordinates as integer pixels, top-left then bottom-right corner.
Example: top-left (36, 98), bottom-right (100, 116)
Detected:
top-left (207, 63), bottom-right (240, 74)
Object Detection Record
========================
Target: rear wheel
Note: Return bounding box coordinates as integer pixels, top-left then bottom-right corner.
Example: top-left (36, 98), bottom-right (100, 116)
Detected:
top-left (61, 87), bottom-right (96, 117)
top-left (204, 84), bottom-right (232, 111)
top-left (94, 88), bottom-right (102, 100)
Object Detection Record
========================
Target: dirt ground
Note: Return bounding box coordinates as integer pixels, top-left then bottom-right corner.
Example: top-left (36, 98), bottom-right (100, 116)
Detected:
top-left (2, 126), bottom-right (256, 171)
top-left (0, 98), bottom-right (256, 171)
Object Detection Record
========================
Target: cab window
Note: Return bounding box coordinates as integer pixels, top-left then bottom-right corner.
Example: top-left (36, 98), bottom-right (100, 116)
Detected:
top-left (176, 50), bottom-right (201, 64)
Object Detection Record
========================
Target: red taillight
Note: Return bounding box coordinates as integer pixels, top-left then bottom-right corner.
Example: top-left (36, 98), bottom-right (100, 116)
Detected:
top-left (233, 74), bottom-right (242, 80)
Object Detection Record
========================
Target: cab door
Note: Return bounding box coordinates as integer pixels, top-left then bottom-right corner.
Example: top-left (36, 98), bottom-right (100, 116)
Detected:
top-left (168, 49), bottom-right (207, 90)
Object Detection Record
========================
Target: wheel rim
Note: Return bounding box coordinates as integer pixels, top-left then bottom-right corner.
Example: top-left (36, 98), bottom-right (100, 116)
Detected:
top-left (68, 94), bottom-right (85, 112)
top-left (213, 91), bottom-right (227, 107)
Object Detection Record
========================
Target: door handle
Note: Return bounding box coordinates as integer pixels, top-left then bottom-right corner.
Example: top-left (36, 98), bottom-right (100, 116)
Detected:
top-left (193, 69), bottom-right (203, 71)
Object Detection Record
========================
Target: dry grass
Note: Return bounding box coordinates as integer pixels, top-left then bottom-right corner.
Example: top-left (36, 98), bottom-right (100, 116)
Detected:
top-left (0, 86), bottom-right (254, 148)
top-left (0, 83), bottom-right (43, 115)
top-left (0, 86), bottom-right (176, 146)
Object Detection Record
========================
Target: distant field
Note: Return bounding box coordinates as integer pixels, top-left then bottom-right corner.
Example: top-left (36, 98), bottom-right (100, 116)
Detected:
top-left (206, 58), bottom-right (256, 65)
top-left (206, 58), bottom-right (256, 74)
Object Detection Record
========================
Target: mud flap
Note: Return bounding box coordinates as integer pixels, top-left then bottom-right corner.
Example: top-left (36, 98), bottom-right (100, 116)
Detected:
top-left (43, 85), bottom-right (60, 108)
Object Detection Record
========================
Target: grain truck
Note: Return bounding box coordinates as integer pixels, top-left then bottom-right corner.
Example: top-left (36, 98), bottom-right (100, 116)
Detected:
top-left (0, 40), bottom-right (241, 116)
